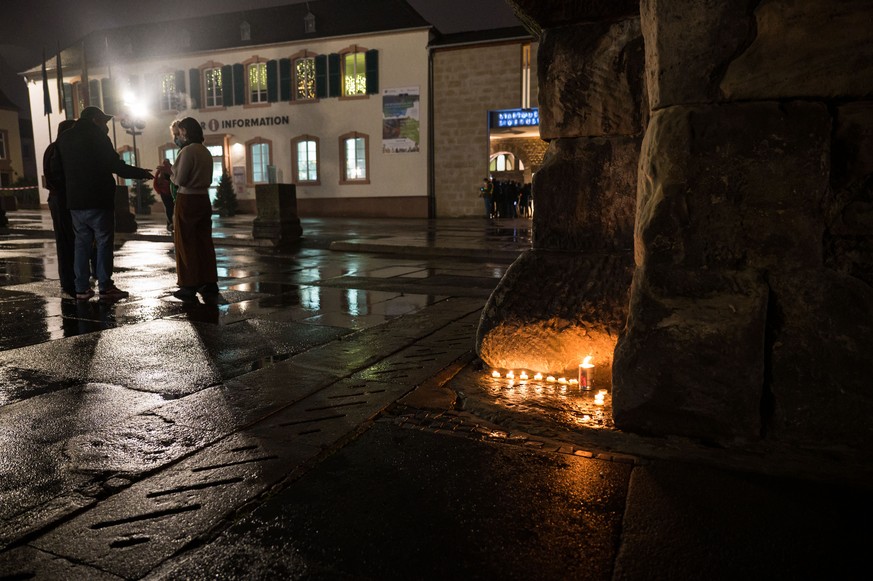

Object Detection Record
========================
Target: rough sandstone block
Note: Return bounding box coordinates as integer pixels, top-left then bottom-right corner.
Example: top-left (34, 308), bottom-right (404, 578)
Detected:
top-left (722, 0), bottom-right (873, 100)
top-left (641, 0), bottom-right (756, 109)
top-left (538, 19), bottom-right (647, 139)
top-left (613, 265), bottom-right (768, 441)
top-left (476, 249), bottom-right (633, 380)
top-left (532, 137), bottom-right (640, 252)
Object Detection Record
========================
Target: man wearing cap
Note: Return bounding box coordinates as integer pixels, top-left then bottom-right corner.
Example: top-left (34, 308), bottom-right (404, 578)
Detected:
top-left (50, 106), bottom-right (153, 301)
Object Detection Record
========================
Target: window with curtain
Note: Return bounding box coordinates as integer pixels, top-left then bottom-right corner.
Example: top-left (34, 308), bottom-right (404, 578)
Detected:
top-left (203, 67), bottom-right (223, 108)
top-left (248, 62), bottom-right (267, 104)
top-left (342, 51), bottom-right (366, 96)
top-left (248, 141), bottom-right (271, 183)
top-left (294, 57), bottom-right (316, 100)
top-left (160, 73), bottom-right (179, 111)
top-left (340, 133), bottom-right (368, 183)
top-left (293, 137), bottom-right (319, 183)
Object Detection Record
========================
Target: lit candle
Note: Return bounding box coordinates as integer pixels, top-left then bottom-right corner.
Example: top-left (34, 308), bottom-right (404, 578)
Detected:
top-left (534, 372), bottom-right (543, 380)
top-left (546, 375), bottom-right (556, 383)
top-left (569, 378), bottom-right (578, 385)
top-left (506, 370), bottom-right (515, 379)
top-left (558, 377), bottom-right (568, 384)
top-left (492, 370), bottom-right (501, 378)
top-left (594, 390), bottom-right (606, 406)
top-left (578, 356), bottom-right (594, 390)
top-left (519, 371), bottom-right (529, 380)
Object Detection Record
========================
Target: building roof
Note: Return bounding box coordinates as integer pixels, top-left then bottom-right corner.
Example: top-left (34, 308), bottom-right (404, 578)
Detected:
top-left (429, 26), bottom-right (533, 49)
top-left (24, 0), bottom-right (432, 76)
top-left (0, 87), bottom-right (19, 112)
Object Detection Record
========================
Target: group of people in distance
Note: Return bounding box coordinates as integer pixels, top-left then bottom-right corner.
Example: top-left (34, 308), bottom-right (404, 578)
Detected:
top-left (44, 106), bottom-right (218, 303)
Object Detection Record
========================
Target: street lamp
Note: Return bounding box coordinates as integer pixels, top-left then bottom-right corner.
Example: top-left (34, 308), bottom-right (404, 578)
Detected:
top-left (120, 98), bottom-right (147, 213)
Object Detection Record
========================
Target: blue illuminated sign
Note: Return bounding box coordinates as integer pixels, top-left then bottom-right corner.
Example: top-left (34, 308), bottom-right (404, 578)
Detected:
top-left (490, 108), bottom-right (539, 128)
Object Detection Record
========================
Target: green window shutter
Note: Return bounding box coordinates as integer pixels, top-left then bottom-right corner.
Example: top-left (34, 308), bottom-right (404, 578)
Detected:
top-left (233, 63), bottom-right (245, 105)
top-left (266, 59), bottom-right (279, 102)
top-left (221, 64), bottom-right (234, 106)
top-left (365, 49), bottom-right (379, 95)
top-left (63, 83), bottom-right (74, 119)
top-left (100, 78), bottom-right (114, 115)
top-left (279, 58), bottom-right (291, 101)
top-left (315, 54), bottom-right (327, 99)
top-left (188, 68), bottom-right (201, 108)
top-left (328, 53), bottom-right (340, 98)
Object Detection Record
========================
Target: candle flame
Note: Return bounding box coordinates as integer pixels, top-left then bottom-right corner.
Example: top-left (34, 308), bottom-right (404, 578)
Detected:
top-left (506, 370), bottom-right (515, 379)
top-left (534, 373), bottom-right (543, 380)
top-left (491, 370), bottom-right (501, 378)
top-left (581, 355), bottom-right (594, 369)
top-left (519, 371), bottom-right (529, 380)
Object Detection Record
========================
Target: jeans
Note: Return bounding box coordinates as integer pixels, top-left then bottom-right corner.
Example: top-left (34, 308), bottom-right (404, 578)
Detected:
top-left (70, 208), bottom-right (115, 292)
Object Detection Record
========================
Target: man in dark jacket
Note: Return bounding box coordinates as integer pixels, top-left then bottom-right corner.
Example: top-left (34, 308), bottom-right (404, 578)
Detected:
top-left (50, 106), bottom-right (152, 301)
top-left (43, 119), bottom-right (77, 298)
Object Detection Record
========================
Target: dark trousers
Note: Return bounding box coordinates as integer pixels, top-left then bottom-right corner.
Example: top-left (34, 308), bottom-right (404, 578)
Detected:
top-left (173, 194), bottom-right (217, 288)
top-left (47, 193), bottom-right (76, 293)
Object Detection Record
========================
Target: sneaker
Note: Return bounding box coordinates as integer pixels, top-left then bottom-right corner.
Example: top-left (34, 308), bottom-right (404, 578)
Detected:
top-left (76, 289), bottom-right (95, 301)
top-left (99, 285), bottom-right (129, 300)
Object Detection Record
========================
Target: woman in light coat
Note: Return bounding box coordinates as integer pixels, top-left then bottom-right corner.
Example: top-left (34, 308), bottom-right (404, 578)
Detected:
top-left (171, 117), bottom-right (218, 301)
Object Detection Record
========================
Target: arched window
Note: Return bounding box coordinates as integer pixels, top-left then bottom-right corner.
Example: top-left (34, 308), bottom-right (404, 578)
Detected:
top-left (246, 137), bottom-right (272, 184)
top-left (339, 45), bottom-right (368, 97)
top-left (339, 131), bottom-right (369, 184)
top-left (200, 62), bottom-right (224, 109)
top-left (243, 57), bottom-right (269, 105)
top-left (489, 152), bottom-right (516, 172)
top-left (291, 135), bottom-right (320, 184)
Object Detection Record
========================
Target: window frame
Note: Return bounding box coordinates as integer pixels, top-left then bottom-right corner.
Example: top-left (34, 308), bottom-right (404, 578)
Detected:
top-left (243, 57), bottom-right (269, 107)
top-left (338, 45), bottom-right (369, 99)
top-left (291, 135), bottom-right (320, 185)
top-left (338, 131), bottom-right (369, 185)
top-left (245, 137), bottom-right (273, 185)
top-left (200, 61), bottom-right (225, 110)
top-left (289, 50), bottom-right (318, 102)
top-left (158, 71), bottom-right (180, 112)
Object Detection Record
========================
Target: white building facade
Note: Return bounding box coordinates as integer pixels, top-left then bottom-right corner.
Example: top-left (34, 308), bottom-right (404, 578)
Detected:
top-left (25, 0), bottom-right (432, 217)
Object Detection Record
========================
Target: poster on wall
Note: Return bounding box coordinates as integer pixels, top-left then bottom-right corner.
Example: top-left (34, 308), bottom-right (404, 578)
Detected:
top-left (232, 166), bottom-right (246, 194)
top-left (382, 86), bottom-right (420, 153)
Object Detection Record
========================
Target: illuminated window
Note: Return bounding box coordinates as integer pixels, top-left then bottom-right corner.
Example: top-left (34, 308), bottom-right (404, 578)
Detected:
top-left (294, 57), bottom-right (316, 100)
top-left (339, 132), bottom-right (368, 183)
top-left (246, 138), bottom-right (272, 183)
top-left (489, 152), bottom-right (516, 172)
top-left (248, 62), bottom-right (267, 104)
top-left (342, 50), bottom-right (366, 96)
top-left (160, 73), bottom-right (179, 111)
top-left (292, 135), bottom-right (319, 184)
top-left (203, 67), bottom-right (223, 108)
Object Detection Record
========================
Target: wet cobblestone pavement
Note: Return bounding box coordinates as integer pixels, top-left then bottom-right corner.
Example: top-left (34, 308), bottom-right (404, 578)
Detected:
top-left (1, 210), bottom-right (870, 580)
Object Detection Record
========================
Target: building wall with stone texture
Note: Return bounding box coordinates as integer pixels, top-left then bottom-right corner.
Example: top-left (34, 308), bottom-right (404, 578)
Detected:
top-left (432, 41), bottom-right (538, 217)
top-left (490, 136), bottom-right (548, 184)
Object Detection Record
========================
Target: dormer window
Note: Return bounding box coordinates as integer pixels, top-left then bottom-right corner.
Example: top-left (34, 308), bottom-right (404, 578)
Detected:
top-left (240, 21), bottom-right (251, 41)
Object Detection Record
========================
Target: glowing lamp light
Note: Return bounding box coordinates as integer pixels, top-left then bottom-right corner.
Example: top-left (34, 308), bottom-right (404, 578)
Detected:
top-left (578, 356), bottom-right (594, 390)
top-left (569, 378), bottom-right (579, 385)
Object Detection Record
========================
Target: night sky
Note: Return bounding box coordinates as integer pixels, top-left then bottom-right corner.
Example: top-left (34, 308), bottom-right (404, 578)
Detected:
top-left (0, 0), bottom-right (521, 114)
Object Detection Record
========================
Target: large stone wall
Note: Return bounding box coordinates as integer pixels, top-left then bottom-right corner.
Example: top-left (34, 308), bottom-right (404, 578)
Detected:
top-left (613, 0), bottom-right (873, 450)
top-left (496, 0), bottom-right (873, 456)
top-left (478, 2), bottom-right (645, 382)
top-left (432, 42), bottom-right (538, 217)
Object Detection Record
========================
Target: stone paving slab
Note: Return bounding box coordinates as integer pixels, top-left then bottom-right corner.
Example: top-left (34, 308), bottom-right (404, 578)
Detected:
top-left (31, 431), bottom-right (323, 580)
top-left (0, 546), bottom-right (123, 580)
top-left (147, 422), bottom-right (630, 580)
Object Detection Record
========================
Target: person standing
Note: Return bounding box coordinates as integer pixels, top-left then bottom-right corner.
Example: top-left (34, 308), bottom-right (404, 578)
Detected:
top-left (479, 177), bottom-right (494, 218)
top-left (50, 106), bottom-right (153, 301)
top-left (170, 117), bottom-right (218, 302)
top-left (153, 158), bottom-right (175, 232)
top-left (43, 119), bottom-right (76, 298)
